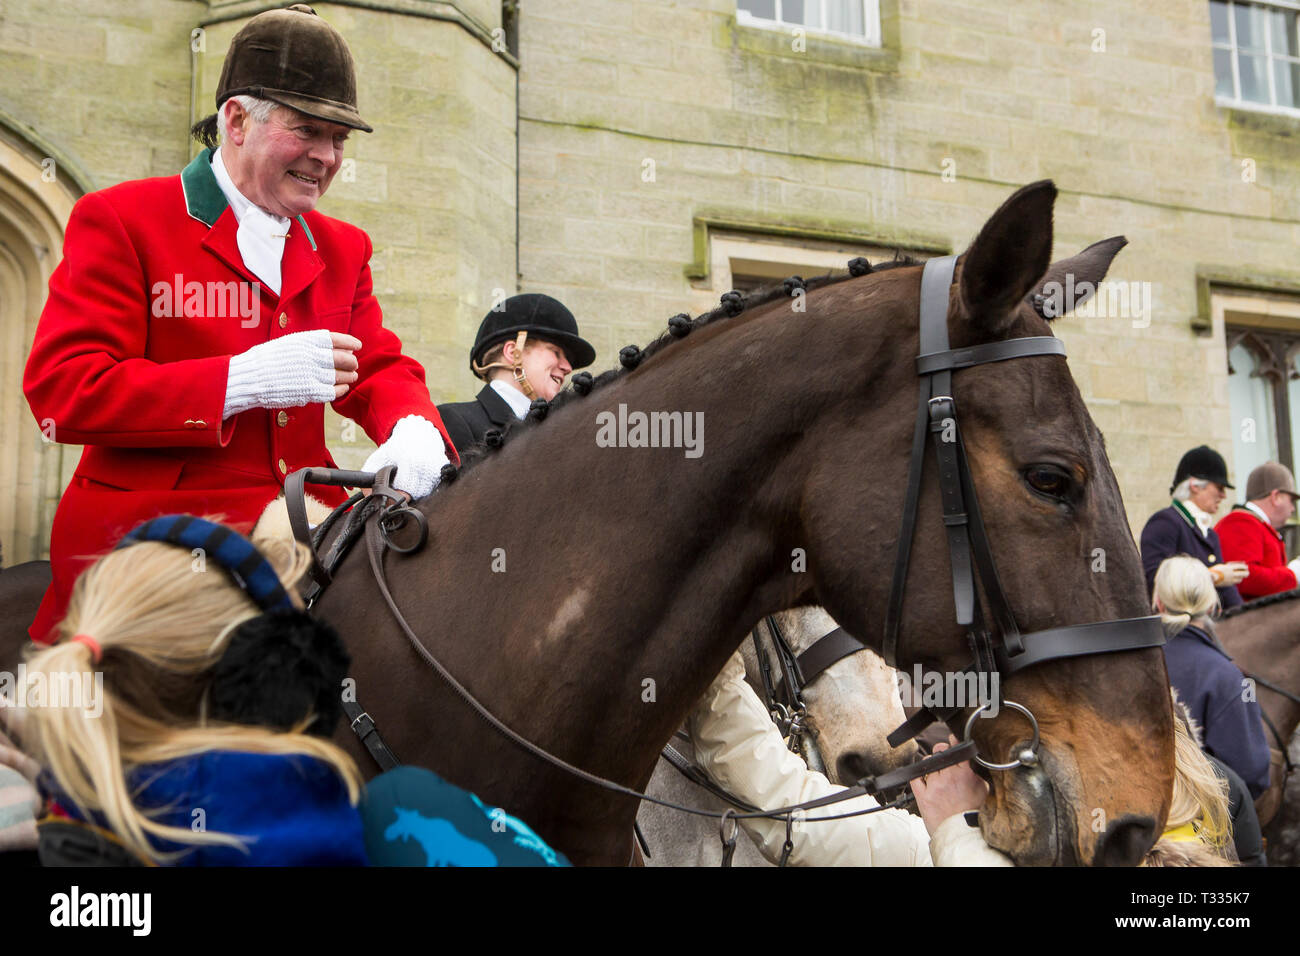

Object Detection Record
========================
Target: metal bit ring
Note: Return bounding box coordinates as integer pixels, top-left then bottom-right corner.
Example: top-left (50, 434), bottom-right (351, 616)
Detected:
top-left (962, 699), bottom-right (1040, 771)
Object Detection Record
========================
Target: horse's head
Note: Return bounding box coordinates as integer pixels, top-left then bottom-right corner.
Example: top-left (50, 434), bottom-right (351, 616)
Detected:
top-left (741, 607), bottom-right (916, 786)
top-left (798, 181), bottom-right (1174, 865)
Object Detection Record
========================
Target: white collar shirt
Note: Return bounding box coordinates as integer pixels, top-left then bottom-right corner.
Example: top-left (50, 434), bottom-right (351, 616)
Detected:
top-left (490, 379), bottom-right (532, 420)
top-left (1244, 501), bottom-right (1279, 535)
top-left (211, 147), bottom-right (290, 295)
top-left (1180, 498), bottom-right (1215, 537)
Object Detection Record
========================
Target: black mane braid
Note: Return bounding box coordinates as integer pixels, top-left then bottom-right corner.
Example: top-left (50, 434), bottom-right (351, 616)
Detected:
top-left (447, 255), bottom-right (919, 474)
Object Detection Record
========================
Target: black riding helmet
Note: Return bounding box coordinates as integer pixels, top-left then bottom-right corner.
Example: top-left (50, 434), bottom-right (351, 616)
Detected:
top-left (469, 294), bottom-right (595, 376)
top-left (1170, 445), bottom-right (1234, 495)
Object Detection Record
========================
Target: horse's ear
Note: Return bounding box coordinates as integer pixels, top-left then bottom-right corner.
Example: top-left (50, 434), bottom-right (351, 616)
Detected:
top-left (958, 180), bottom-right (1057, 337)
top-left (1028, 236), bottom-right (1128, 321)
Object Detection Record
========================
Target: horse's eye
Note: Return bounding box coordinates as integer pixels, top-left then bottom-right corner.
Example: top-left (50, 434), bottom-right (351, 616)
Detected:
top-left (1025, 466), bottom-right (1071, 498)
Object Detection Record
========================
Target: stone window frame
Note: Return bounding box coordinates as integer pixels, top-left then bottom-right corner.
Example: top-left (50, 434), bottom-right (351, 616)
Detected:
top-left (686, 224), bottom-right (944, 319)
top-left (736, 0), bottom-right (882, 48)
top-left (1217, 289), bottom-right (1300, 549)
top-left (1211, 0), bottom-right (1300, 117)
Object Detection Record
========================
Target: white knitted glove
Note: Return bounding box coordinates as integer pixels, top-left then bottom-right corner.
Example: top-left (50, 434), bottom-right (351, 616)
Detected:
top-left (224, 329), bottom-right (338, 419)
top-left (363, 415), bottom-right (449, 499)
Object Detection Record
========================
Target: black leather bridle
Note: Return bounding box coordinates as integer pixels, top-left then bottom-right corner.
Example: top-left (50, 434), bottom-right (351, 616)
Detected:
top-left (752, 615), bottom-right (869, 776)
top-left (877, 253), bottom-right (1167, 769)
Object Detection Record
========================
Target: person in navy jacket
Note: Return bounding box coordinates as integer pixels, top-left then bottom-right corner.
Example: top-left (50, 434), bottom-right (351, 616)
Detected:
top-left (1154, 555), bottom-right (1271, 799)
top-left (1140, 445), bottom-right (1246, 609)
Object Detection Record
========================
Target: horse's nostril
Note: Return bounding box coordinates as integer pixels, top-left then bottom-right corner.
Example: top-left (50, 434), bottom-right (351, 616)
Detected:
top-left (836, 752), bottom-right (874, 785)
top-left (1094, 815), bottom-right (1158, 866)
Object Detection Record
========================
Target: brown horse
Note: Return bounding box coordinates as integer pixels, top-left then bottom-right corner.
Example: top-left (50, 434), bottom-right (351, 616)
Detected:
top-left (1216, 590), bottom-right (1300, 861)
top-left (310, 180), bottom-right (1171, 866)
top-left (0, 180), bottom-right (1174, 866)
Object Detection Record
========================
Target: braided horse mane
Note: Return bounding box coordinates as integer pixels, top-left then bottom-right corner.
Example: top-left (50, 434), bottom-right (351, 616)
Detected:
top-left (444, 253), bottom-right (920, 478)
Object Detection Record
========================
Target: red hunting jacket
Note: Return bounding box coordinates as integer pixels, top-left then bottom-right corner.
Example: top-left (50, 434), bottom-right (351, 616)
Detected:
top-left (23, 147), bottom-right (456, 642)
top-left (1215, 505), bottom-right (1296, 599)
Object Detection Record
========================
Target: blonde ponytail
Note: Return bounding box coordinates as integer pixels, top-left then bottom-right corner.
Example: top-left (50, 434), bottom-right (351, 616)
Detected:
top-left (1165, 695), bottom-right (1233, 854)
top-left (1152, 555), bottom-right (1219, 637)
top-left (22, 536), bottom-right (362, 864)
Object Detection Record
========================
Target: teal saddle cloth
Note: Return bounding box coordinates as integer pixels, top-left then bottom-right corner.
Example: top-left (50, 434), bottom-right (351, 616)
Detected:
top-left (361, 766), bottom-right (569, 868)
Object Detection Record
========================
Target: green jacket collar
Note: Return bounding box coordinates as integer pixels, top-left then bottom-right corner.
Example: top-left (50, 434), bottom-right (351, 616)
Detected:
top-left (1171, 498), bottom-right (1207, 536)
top-left (180, 147), bottom-right (316, 250)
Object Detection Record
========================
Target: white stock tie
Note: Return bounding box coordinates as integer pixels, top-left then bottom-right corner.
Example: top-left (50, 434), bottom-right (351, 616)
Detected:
top-left (236, 204), bottom-right (289, 296)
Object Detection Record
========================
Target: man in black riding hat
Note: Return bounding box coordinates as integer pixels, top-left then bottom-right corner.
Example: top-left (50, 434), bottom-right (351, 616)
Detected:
top-left (1139, 445), bottom-right (1247, 608)
top-left (436, 294), bottom-right (595, 454)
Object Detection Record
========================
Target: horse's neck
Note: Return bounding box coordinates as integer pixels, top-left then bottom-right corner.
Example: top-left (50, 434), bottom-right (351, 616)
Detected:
top-left (435, 350), bottom-right (811, 733)
top-left (447, 310), bottom-right (897, 716)
top-left (1222, 601), bottom-right (1300, 733)
top-left (340, 295), bottom-right (907, 862)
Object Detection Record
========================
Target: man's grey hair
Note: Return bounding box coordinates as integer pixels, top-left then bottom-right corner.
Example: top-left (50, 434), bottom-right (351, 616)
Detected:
top-left (1172, 477), bottom-right (1208, 501)
top-left (217, 94), bottom-right (280, 140)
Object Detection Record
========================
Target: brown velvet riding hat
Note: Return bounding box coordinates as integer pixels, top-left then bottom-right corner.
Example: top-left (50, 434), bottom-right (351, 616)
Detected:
top-left (216, 3), bottom-right (373, 133)
top-left (1245, 461), bottom-right (1300, 502)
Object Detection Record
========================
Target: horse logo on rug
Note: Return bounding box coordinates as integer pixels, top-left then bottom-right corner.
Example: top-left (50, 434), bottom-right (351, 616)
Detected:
top-left (383, 806), bottom-right (497, 867)
top-left (470, 793), bottom-right (562, 866)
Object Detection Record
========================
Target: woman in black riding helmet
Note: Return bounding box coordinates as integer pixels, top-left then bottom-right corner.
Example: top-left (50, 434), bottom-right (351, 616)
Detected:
top-left (436, 294), bottom-right (595, 455)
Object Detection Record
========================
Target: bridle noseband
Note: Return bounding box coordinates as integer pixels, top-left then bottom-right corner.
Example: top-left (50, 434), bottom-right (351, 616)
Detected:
top-left (751, 615), bottom-right (871, 776)
top-left (879, 254), bottom-right (1167, 771)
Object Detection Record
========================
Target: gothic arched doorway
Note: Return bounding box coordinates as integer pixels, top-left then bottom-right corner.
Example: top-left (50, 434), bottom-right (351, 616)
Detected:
top-left (0, 123), bottom-right (84, 564)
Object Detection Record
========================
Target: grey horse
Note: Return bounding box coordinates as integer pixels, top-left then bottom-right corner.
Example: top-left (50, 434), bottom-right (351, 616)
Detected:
top-left (639, 607), bottom-right (917, 867)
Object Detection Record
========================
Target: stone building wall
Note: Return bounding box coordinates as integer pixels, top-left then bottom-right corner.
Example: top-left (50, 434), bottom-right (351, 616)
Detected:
top-left (516, 0), bottom-right (1300, 537)
top-left (4, 0), bottom-right (1300, 560)
top-left (0, 0), bottom-right (202, 561)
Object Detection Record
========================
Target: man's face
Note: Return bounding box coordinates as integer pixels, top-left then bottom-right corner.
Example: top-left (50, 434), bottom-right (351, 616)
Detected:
top-left (225, 103), bottom-right (350, 219)
top-left (1266, 489), bottom-right (1297, 528)
top-left (1189, 479), bottom-right (1226, 514)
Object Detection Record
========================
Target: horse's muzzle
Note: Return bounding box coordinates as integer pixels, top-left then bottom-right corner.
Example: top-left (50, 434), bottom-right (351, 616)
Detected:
top-left (1093, 815), bottom-right (1159, 867)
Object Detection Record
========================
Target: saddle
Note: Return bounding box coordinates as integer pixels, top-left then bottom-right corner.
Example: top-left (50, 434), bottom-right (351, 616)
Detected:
top-left (282, 465), bottom-right (426, 607)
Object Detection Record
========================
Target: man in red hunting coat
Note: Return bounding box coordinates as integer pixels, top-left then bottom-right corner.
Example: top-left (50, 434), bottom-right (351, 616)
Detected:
top-left (1215, 461), bottom-right (1300, 600)
top-left (22, 5), bottom-right (456, 642)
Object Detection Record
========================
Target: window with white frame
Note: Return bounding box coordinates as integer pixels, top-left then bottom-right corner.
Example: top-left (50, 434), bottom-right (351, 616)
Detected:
top-left (737, 0), bottom-right (880, 46)
top-left (1211, 0), bottom-right (1300, 111)
top-left (1217, 287), bottom-right (1300, 552)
